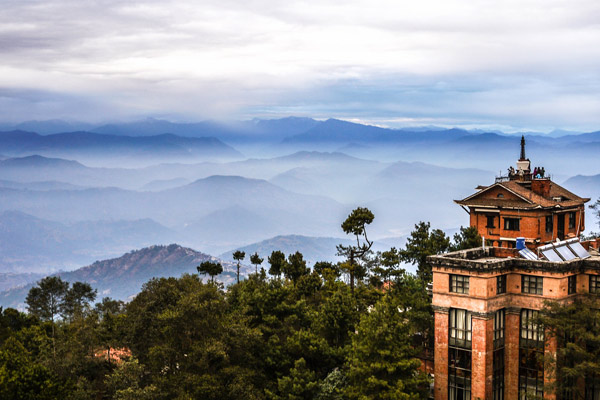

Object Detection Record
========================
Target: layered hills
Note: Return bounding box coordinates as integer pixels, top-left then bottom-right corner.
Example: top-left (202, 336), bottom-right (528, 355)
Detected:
top-left (0, 244), bottom-right (246, 309)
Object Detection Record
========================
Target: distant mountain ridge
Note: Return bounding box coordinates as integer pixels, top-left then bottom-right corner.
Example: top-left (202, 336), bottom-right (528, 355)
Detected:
top-left (0, 244), bottom-right (247, 309)
top-left (0, 129), bottom-right (242, 160)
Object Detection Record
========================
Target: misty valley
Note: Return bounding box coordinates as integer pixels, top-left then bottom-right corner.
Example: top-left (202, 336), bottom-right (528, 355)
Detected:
top-left (1, 117), bottom-right (600, 306)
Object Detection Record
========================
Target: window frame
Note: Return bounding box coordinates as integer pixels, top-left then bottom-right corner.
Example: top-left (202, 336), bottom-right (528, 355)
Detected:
top-left (568, 275), bottom-right (577, 295)
top-left (569, 212), bottom-right (576, 230)
top-left (449, 308), bottom-right (472, 349)
top-left (545, 215), bottom-right (554, 234)
top-left (486, 215), bottom-right (496, 228)
top-left (519, 309), bottom-right (544, 400)
top-left (590, 275), bottom-right (600, 294)
top-left (450, 274), bottom-right (470, 295)
top-left (497, 275), bottom-right (507, 295)
top-left (503, 217), bottom-right (520, 231)
top-left (522, 275), bottom-right (543, 295)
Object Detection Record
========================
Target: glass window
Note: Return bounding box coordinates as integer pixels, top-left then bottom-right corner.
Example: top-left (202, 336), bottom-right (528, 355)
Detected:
top-left (494, 309), bottom-right (505, 347)
top-left (569, 212), bottom-right (576, 229)
top-left (449, 309), bottom-right (472, 348)
top-left (504, 218), bottom-right (520, 231)
top-left (522, 275), bottom-right (543, 295)
top-left (493, 347), bottom-right (505, 400)
top-left (591, 275), bottom-right (600, 294)
top-left (519, 309), bottom-right (544, 400)
top-left (487, 215), bottom-right (496, 228)
top-left (451, 275), bottom-right (470, 294)
top-left (568, 275), bottom-right (577, 295)
top-left (449, 308), bottom-right (473, 400)
top-left (546, 215), bottom-right (553, 233)
top-left (520, 309), bottom-right (544, 347)
top-left (497, 275), bottom-right (507, 295)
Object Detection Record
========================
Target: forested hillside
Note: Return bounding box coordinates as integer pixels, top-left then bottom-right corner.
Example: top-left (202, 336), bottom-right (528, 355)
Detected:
top-left (0, 213), bottom-right (479, 399)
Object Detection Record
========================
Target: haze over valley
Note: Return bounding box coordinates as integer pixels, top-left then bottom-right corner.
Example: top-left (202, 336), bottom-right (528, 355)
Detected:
top-left (1, 117), bottom-right (600, 305)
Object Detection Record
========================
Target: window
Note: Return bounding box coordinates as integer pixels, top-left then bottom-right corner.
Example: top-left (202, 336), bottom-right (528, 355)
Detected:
top-left (590, 275), bottom-right (600, 294)
top-left (497, 275), bottom-right (507, 295)
top-left (520, 309), bottom-right (544, 347)
top-left (504, 217), bottom-right (520, 231)
top-left (522, 275), bottom-right (543, 295)
top-left (494, 309), bottom-right (505, 347)
top-left (449, 348), bottom-right (472, 400)
top-left (449, 309), bottom-right (472, 348)
top-left (569, 212), bottom-right (576, 229)
top-left (450, 275), bottom-right (470, 294)
top-left (493, 309), bottom-right (505, 400)
top-left (546, 215), bottom-right (553, 233)
top-left (449, 308), bottom-right (472, 400)
top-left (568, 275), bottom-right (577, 295)
top-left (497, 193), bottom-right (504, 198)
top-left (519, 309), bottom-right (544, 400)
top-left (487, 215), bottom-right (496, 228)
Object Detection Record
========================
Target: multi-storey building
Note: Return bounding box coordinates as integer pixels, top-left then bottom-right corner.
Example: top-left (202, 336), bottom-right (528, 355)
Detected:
top-left (429, 139), bottom-right (600, 400)
top-left (455, 136), bottom-right (589, 248)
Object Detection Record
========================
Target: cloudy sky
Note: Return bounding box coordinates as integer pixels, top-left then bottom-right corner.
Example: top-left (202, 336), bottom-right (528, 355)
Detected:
top-left (1, 0), bottom-right (599, 130)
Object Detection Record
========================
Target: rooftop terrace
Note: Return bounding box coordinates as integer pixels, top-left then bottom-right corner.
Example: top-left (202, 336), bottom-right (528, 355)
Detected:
top-left (428, 239), bottom-right (600, 273)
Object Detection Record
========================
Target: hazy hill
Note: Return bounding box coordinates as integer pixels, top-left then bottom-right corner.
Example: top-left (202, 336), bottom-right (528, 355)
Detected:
top-left (0, 244), bottom-right (248, 309)
top-left (0, 272), bottom-right (45, 292)
top-left (0, 130), bottom-right (242, 161)
top-left (219, 235), bottom-right (353, 265)
top-left (0, 210), bottom-right (175, 273)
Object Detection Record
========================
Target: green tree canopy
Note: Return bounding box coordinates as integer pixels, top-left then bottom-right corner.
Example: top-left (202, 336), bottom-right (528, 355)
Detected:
top-left (450, 226), bottom-right (482, 251)
top-left (250, 252), bottom-right (264, 274)
top-left (538, 295), bottom-right (600, 398)
top-left (337, 207), bottom-right (375, 291)
top-left (345, 293), bottom-right (430, 399)
top-left (197, 261), bottom-right (224, 283)
top-left (400, 221), bottom-right (450, 282)
top-left (233, 250), bottom-right (246, 284)
top-left (268, 250), bottom-right (287, 277)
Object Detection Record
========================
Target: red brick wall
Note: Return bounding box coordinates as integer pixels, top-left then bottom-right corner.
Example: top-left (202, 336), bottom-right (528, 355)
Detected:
top-left (471, 317), bottom-right (494, 400)
top-left (505, 312), bottom-right (520, 400)
top-left (434, 311), bottom-right (449, 400)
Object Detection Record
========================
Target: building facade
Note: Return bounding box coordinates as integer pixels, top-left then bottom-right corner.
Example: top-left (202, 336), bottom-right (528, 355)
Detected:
top-left (430, 245), bottom-right (600, 400)
top-left (429, 138), bottom-right (599, 399)
top-left (455, 136), bottom-right (589, 249)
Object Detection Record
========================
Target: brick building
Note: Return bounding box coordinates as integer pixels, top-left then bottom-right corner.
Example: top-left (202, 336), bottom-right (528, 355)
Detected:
top-left (428, 138), bottom-right (600, 400)
top-left (455, 136), bottom-right (589, 249)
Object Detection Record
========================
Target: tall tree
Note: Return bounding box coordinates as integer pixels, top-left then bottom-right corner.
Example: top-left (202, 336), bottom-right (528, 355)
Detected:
top-left (233, 250), bottom-right (246, 284)
top-left (450, 226), bottom-right (482, 251)
top-left (250, 252), bottom-right (264, 274)
top-left (197, 261), bottom-right (223, 283)
top-left (337, 207), bottom-right (375, 292)
top-left (268, 250), bottom-right (286, 278)
top-left (537, 294), bottom-right (600, 398)
top-left (282, 251), bottom-right (308, 286)
top-left (400, 221), bottom-right (450, 282)
top-left (62, 282), bottom-right (97, 320)
top-left (25, 276), bottom-right (69, 359)
top-left (345, 293), bottom-right (430, 399)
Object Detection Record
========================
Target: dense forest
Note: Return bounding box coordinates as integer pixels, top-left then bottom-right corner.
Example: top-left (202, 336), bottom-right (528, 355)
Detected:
top-left (0, 209), bottom-right (483, 400)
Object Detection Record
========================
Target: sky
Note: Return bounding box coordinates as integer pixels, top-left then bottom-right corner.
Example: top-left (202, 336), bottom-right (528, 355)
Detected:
top-left (1, 0), bottom-right (599, 131)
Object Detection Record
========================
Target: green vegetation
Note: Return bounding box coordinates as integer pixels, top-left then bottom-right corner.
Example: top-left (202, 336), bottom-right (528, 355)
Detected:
top-left (1, 211), bottom-right (467, 399)
top-left (537, 294), bottom-right (600, 398)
